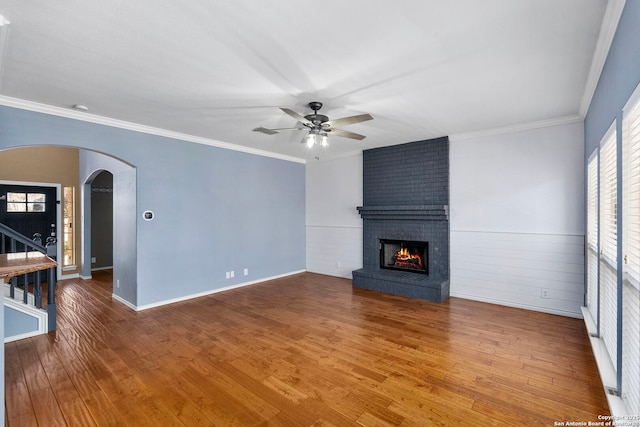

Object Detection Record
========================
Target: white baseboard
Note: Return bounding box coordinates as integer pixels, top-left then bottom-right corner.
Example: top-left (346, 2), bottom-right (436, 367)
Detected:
top-left (4, 329), bottom-right (47, 343)
top-left (131, 270), bottom-right (306, 312)
top-left (305, 268), bottom-right (352, 279)
top-left (111, 293), bottom-right (137, 310)
top-left (450, 291), bottom-right (583, 319)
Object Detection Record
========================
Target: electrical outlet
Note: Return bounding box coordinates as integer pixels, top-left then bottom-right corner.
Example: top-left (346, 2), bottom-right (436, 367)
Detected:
top-left (116, 279), bottom-right (120, 288)
top-left (244, 268), bottom-right (248, 276)
top-left (225, 272), bottom-right (230, 279)
top-left (230, 270), bottom-right (235, 278)
top-left (91, 257), bottom-right (96, 263)
top-left (541, 289), bottom-right (550, 299)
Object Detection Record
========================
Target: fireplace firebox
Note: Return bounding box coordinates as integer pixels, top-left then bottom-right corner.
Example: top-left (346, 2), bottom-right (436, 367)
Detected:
top-left (380, 239), bottom-right (428, 274)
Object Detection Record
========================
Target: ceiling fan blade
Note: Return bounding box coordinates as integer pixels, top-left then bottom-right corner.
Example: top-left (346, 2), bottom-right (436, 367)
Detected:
top-left (327, 128), bottom-right (367, 140)
top-left (253, 126), bottom-right (304, 135)
top-left (326, 113), bottom-right (373, 127)
top-left (280, 107), bottom-right (312, 126)
top-left (253, 127), bottom-right (278, 135)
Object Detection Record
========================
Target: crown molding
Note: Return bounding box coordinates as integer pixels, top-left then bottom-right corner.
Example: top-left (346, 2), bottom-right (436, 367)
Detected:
top-left (579, 0), bottom-right (627, 117)
top-left (0, 95), bottom-right (307, 164)
top-left (449, 114), bottom-right (583, 142)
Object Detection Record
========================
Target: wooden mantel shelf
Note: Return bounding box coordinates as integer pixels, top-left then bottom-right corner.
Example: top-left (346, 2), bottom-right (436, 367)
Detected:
top-left (0, 252), bottom-right (57, 281)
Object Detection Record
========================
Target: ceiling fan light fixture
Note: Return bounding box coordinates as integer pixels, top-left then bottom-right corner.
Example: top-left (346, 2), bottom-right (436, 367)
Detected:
top-left (305, 133), bottom-right (316, 148)
top-left (321, 134), bottom-right (328, 147)
top-left (257, 101), bottom-right (373, 154)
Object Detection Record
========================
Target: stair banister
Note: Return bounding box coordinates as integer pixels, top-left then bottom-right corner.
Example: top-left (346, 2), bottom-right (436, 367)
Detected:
top-left (1, 222), bottom-right (58, 332)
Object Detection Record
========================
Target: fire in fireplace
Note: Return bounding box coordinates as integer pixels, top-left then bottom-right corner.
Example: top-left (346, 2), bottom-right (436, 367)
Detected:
top-left (379, 239), bottom-right (428, 274)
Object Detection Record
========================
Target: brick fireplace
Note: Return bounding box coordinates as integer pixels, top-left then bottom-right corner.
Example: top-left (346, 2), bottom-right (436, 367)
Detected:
top-left (352, 136), bottom-right (450, 302)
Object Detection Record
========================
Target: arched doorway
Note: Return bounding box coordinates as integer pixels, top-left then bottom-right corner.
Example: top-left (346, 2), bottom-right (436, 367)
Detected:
top-left (89, 170), bottom-right (114, 271)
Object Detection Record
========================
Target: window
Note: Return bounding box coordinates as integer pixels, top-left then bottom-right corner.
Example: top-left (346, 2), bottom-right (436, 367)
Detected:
top-left (599, 125), bottom-right (618, 370)
top-left (623, 91), bottom-right (640, 290)
top-left (63, 186), bottom-right (75, 267)
top-left (621, 87), bottom-right (640, 414)
top-left (586, 154), bottom-right (599, 323)
top-left (6, 192), bottom-right (46, 212)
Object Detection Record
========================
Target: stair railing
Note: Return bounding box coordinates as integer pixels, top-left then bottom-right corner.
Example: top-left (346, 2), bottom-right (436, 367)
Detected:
top-left (1, 222), bottom-right (57, 331)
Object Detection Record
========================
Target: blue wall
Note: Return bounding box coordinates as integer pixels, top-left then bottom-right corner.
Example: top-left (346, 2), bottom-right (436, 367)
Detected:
top-left (79, 150), bottom-right (138, 304)
top-left (585, 0), bottom-right (640, 156)
top-left (0, 106), bottom-right (306, 307)
top-left (4, 305), bottom-right (39, 337)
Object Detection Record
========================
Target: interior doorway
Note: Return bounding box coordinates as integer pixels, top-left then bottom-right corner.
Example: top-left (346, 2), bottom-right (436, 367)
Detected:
top-left (0, 184), bottom-right (57, 241)
top-left (90, 171), bottom-right (113, 271)
top-left (0, 182), bottom-right (62, 279)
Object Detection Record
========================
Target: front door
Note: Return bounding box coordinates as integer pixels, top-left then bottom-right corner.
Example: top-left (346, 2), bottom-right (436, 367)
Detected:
top-left (0, 184), bottom-right (57, 250)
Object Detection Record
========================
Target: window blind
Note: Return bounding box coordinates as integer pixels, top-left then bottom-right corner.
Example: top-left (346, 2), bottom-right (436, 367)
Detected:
top-left (600, 131), bottom-right (617, 266)
top-left (623, 97), bottom-right (640, 289)
top-left (587, 155), bottom-right (599, 322)
top-left (621, 89), bottom-right (640, 415)
top-left (622, 283), bottom-right (640, 414)
top-left (599, 129), bottom-right (618, 369)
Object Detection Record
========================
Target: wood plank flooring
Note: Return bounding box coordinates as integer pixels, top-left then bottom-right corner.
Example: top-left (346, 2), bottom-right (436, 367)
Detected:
top-left (5, 271), bottom-right (609, 426)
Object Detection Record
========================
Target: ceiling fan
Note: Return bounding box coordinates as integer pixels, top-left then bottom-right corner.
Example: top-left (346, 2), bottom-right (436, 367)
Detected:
top-left (253, 101), bottom-right (373, 148)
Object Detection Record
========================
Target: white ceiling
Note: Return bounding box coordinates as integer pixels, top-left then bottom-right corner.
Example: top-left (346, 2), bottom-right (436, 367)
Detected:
top-left (0, 1), bottom-right (611, 161)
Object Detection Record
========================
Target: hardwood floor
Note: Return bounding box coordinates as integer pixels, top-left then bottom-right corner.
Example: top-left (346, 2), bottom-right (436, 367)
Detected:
top-left (6, 271), bottom-right (609, 426)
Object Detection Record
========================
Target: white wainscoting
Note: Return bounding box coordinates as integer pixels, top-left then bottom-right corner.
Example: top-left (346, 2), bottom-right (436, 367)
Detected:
top-left (306, 225), bottom-right (362, 279)
top-left (450, 230), bottom-right (585, 317)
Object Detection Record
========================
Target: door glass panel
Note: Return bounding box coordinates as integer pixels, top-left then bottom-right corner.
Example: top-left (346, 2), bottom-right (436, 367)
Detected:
top-left (27, 193), bottom-right (46, 212)
top-left (7, 192), bottom-right (26, 211)
top-left (7, 192), bottom-right (26, 202)
top-left (6, 192), bottom-right (46, 212)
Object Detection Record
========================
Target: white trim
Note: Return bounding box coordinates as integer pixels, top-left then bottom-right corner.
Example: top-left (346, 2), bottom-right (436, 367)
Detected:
top-left (0, 179), bottom-right (63, 280)
top-left (132, 269), bottom-right (306, 312)
top-left (622, 80), bottom-right (640, 114)
top-left (3, 282), bottom-right (34, 305)
top-left (306, 268), bottom-right (352, 280)
top-left (450, 292), bottom-right (583, 318)
top-left (581, 307), bottom-right (632, 418)
top-left (449, 228), bottom-right (585, 238)
top-left (3, 297), bottom-right (47, 342)
top-left (111, 293), bottom-right (137, 311)
top-left (579, 0), bottom-right (628, 117)
top-left (91, 266), bottom-right (114, 272)
top-left (4, 329), bottom-right (45, 343)
top-left (449, 114), bottom-right (583, 142)
top-left (0, 95), bottom-right (306, 164)
top-left (305, 224), bottom-right (362, 230)
top-left (60, 272), bottom-right (80, 279)
top-left (587, 146), bottom-right (600, 164)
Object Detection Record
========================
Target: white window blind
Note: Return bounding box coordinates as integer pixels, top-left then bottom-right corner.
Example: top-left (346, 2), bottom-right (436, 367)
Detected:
top-left (600, 131), bottom-right (617, 265)
top-left (622, 283), bottom-right (640, 415)
top-left (623, 96), bottom-right (640, 289)
top-left (621, 88), bottom-right (640, 415)
top-left (587, 155), bottom-right (599, 321)
top-left (599, 128), bottom-right (618, 369)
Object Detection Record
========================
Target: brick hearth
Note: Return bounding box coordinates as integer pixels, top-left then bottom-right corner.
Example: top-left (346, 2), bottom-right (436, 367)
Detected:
top-left (352, 136), bottom-right (450, 302)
